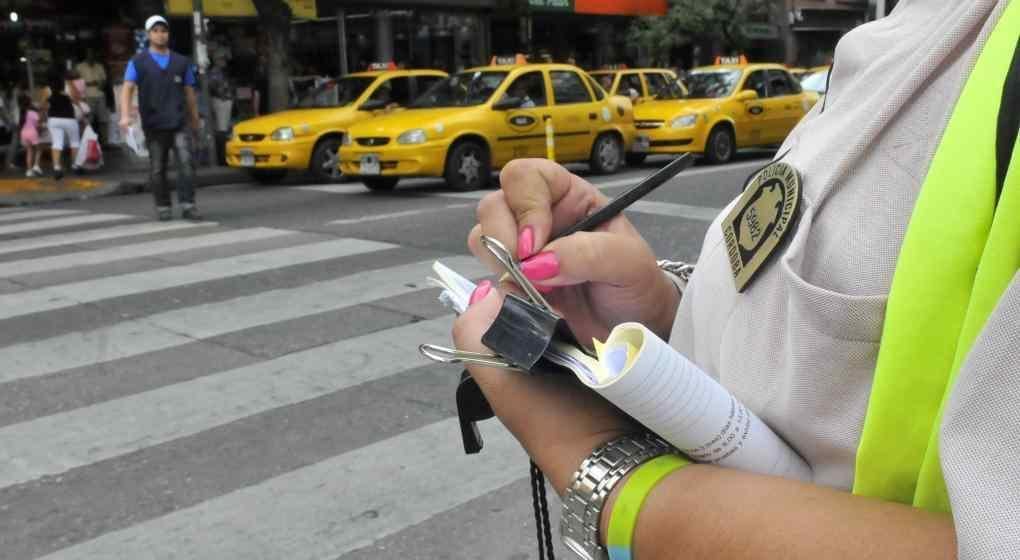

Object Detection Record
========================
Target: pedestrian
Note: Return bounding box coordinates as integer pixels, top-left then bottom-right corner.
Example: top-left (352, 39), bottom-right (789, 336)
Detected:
top-left (46, 76), bottom-right (81, 180)
top-left (76, 49), bottom-right (109, 144)
top-left (118, 15), bottom-right (202, 222)
top-left (451, 1), bottom-right (1020, 559)
top-left (17, 94), bottom-right (43, 177)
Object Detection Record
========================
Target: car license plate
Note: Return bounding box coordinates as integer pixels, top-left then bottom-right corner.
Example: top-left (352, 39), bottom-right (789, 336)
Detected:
top-left (633, 135), bottom-right (650, 153)
top-left (240, 149), bottom-right (255, 167)
top-left (360, 154), bottom-right (381, 175)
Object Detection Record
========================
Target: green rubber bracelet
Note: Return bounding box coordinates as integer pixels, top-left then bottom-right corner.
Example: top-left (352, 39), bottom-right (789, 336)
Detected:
top-left (606, 454), bottom-right (690, 560)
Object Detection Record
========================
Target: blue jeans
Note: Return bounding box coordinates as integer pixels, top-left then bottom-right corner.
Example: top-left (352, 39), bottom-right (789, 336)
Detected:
top-left (145, 129), bottom-right (195, 208)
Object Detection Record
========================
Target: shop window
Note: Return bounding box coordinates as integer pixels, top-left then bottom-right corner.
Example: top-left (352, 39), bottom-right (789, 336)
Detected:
top-left (551, 71), bottom-right (593, 105)
top-left (500, 71), bottom-right (547, 108)
top-left (767, 70), bottom-right (801, 97)
top-left (742, 70), bottom-right (768, 98)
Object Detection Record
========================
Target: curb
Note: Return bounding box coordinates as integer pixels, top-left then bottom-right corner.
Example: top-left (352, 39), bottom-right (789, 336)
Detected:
top-left (0, 168), bottom-right (249, 207)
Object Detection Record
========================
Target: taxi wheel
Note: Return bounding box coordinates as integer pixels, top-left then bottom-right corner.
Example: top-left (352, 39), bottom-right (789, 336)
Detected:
top-left (589, 133), bottom-right (624, 175)
top-left (625, 153), bottom-right (648, 166)
top-left (310, 137), bottom-right (344, 183)
top-left (444, 141), bottom-right (491, 191)
top-left (705, 126), bottom-right (736, 165)
top-left (363, 177), bottom-right (400, 191)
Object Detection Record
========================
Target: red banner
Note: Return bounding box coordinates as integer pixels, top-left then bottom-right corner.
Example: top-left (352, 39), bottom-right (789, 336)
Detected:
top-left (573, 0), bottom-right (667, 15)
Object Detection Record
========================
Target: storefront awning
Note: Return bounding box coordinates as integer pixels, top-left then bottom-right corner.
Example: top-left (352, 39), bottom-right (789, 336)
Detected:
top-left (164, 0), bottom-right (317, 19)
top-left (528, 0), bottom-right (668, 16)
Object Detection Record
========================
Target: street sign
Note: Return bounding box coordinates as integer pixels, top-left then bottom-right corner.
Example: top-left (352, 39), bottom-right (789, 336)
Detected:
top-left (741, 23), bottom-right (780, 39)
top-left (528, 0), bottom-right (574, 12)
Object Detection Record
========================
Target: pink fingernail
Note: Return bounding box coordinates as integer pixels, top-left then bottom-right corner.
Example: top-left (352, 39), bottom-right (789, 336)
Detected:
top-left (469, 280), bottom-right (492, 306)
top-left (521, 252), bottom-right (559, 281)
top-left (517, 226), bottom-right (535, 260)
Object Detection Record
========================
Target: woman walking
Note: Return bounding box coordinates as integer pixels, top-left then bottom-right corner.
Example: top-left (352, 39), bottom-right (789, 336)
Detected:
top-left (17, 94), bottom-right (43, 177)
top-left (46, 77), bottom-right (81, 180)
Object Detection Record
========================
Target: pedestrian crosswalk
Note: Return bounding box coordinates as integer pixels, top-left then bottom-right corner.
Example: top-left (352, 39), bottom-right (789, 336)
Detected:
top-left (0, 207), bottom-right (547, 560)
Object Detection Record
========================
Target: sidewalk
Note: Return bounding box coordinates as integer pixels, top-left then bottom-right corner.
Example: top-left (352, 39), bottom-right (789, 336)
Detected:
top-left (0, 146), bottom-right (247, 206)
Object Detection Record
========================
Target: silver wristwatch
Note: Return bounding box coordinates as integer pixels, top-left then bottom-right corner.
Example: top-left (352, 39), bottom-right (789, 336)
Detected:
top-left (657, 259), bottom-right (695, 287)
top-left (560, 433), bottom-right (675, 560)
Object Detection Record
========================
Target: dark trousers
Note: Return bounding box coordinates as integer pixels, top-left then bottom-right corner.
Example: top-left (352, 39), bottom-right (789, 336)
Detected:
top-left (145, 129), bottom-right (196, 208)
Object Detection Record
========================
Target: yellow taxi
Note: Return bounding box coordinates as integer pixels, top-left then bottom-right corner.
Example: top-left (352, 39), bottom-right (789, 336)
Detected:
top-left (631, 61), bottom-right (818, 164)
top-left (588, 66), bottom-right (687, 104)
top-left (226, 65), bottom-right (447, 183)
top-left (339, 58), bottom-right (640, 191)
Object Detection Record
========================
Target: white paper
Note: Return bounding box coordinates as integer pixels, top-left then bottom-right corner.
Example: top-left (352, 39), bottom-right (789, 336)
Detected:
top-left (428, 261), bottom-right (477, 314)
top-left (580, 323), bottom-right (812, 482)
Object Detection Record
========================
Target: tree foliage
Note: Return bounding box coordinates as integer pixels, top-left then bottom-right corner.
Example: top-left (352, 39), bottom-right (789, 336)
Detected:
top-left (627, 0), bottom-right (771, 66)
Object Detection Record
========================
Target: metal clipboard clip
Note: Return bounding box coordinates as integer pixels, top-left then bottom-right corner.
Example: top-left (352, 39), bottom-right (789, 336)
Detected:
top-left (419, 235), bottom-right (572, 454)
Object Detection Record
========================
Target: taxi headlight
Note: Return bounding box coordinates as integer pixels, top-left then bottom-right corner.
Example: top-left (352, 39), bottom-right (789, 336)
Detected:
top-left (270, 127), bottom-right (295, 141)
top-left (670, 115), bottom-right (698, 129)
top-left (397, 128), bottom-right (427, 145)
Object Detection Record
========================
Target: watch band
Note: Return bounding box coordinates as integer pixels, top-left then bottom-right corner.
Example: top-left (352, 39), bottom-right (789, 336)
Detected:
top-left (656, 259), bottom-right (695, 285)
top-left (560, 433), bottom-right (675, 560)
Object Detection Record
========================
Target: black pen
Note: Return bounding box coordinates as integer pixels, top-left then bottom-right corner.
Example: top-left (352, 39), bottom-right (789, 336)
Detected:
top-left (554, 152), bottom-right (695, 240)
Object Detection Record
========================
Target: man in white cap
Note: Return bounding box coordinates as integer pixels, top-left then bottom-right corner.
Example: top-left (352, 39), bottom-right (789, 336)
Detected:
top-left (118, 15), bottom-right (202, 221)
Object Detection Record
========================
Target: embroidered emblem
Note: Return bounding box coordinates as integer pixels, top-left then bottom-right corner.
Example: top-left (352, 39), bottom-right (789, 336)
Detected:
top-left (721, 161), bottom-right (801, 292)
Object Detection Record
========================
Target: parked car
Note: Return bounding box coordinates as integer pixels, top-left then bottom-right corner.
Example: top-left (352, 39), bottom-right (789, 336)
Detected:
top-left (340, 59), bottom-right (641, 191)
top-left (226, 66), bottom-right (447, 184)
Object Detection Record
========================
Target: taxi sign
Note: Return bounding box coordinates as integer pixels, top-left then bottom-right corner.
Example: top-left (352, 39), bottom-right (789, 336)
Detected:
top-left (601, 63), bottom-right (629, 70)
top-left (714, 55), bottom-right (748, 65)
top-left (491, 54), bottom-right (528, 65)
top-left (368, 61), bottom-right (398, 71)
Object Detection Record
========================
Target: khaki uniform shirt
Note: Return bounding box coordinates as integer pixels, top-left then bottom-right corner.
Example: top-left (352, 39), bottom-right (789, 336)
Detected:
top-left (669, 1), bottom-right (1019, 557)
top-left (76, 62), bottom-right (107, 99)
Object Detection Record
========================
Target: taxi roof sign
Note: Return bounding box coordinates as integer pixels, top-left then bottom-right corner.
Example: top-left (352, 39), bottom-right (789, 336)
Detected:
top-left (368, 61), bottom-right (398, 71)
top-left (714, 55), bottom-right (748, 65)
top-left (490, 54), bottom-right (528, 65)
top-left (600, 63), bottom-right (629, 70)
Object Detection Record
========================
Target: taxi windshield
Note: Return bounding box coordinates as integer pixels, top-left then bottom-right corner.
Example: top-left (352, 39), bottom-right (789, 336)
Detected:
top-left (651, 80), bottom-right (686, 100)
top-left (411, 71), bottom-right (509, 108)
top-left (686, 70), bottom-right (742, 99)
top-left (336, 77), bottom-right (377, 106)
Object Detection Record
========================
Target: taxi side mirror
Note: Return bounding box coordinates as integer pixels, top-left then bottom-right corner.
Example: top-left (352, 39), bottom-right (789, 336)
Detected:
top-left (735, 90), bottom-right (759, 102)
top-left (493, 96), bottom-right (524, 111)
top-left (358, 99), bottom-right (388, 111)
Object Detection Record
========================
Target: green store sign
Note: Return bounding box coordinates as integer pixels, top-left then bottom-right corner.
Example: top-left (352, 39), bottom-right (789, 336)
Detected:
top-left (529, 0), bottom-right (574, 11)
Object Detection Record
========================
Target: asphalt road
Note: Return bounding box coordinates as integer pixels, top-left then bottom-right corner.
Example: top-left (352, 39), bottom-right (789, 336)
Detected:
top-left (0, 151), bottom-right (773, 560)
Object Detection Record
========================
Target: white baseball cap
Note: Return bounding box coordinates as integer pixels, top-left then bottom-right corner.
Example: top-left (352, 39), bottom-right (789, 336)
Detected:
top-left (145, 15), bottom-right (169, 31)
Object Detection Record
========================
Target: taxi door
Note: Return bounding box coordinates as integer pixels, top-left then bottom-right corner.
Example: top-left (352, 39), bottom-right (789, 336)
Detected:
top-left (546, 69), bottom-right (602, 160)
top-left (490, 70), bottom-right (548, 164)
top-left (734, 69), bottom-right (769, 147)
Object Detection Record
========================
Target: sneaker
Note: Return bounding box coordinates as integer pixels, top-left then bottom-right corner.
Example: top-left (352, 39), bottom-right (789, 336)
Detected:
top-left (156, 208), bottom-right (173, 221)
top-left (25, 169), bottom-right (36, 178)
top-left (181, 206), bottom-right (203, 221)
top-left (54, 168), bottom-right (64, 181)
top-left (31, 166), bottom-right (43, 176)
top-left (72, 165), bottom-right (84, 175)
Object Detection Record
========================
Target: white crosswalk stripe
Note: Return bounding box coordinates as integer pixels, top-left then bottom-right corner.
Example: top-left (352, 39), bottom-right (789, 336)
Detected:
top-left (0, 212), bottom-right (133, 235)
top-left (0, 238), bottom-right (397, 321)
top-left (0, 208), bottom-right (536, 560)
top-left (0, 208), bottom-right (85, 223)
top-left (0, 220), bottom-right (215, 257)
top-left (0, 226), bottom-right (292, 278)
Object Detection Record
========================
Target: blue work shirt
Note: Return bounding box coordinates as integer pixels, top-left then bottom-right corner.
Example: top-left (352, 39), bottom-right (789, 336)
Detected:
top-left (124, 51), bottom-right (197, 86)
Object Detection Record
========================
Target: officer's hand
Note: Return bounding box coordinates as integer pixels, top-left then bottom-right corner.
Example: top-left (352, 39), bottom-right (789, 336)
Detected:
top-left (452, 286), bottom-right (637, 495)
top-left (468, 158), bottom-right (680, 345)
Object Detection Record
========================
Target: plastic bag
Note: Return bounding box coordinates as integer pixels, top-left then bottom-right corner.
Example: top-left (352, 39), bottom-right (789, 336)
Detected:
top-left (74, 125), bottom-right (104, 170)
